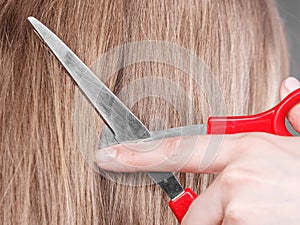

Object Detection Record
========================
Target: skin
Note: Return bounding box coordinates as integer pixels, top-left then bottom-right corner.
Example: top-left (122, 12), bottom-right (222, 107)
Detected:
top-left (95, 77), bottom-right (300, 225)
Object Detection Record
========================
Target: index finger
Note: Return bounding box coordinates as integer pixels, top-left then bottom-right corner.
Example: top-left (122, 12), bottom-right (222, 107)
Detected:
top-left (95, 133), bottom-right (243, 174)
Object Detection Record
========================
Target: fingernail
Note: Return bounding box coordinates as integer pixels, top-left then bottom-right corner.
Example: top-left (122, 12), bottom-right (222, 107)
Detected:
top-left (284, 77), bottom-right (300, 92)
top-left (95, 148), bottom-right (116, 162)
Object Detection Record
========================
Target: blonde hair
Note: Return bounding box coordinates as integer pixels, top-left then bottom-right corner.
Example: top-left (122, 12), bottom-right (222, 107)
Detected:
top-left (0, 0), bottom-right (288, 224)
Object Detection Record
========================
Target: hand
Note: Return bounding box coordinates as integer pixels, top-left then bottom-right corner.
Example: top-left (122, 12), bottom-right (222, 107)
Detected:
top-left (95, 77), bottom-right (300, 225)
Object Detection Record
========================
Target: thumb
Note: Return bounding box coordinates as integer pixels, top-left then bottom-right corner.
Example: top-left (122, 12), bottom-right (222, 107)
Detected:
top-left (280, 77), bottom-right (300, 133)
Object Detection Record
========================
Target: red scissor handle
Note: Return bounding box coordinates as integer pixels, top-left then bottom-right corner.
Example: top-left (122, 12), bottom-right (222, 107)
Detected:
top-left (208, 88), bottom-right (300, 136)
top-left (169, 188), bottom-right (197, 223)
top-left (167, 88), bottom-right (300, 223)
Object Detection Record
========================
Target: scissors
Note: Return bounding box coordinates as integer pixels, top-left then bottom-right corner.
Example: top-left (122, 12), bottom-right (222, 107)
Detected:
top-left (28, 17), bottom-right (300, 223)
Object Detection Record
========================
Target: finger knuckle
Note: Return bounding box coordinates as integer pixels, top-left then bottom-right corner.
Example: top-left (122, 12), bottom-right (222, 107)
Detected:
top-left (232, 133), bottom-right (272, 154)
top-left (232, 133), bottom-right (252, 151)
top-left (225, 202), bottom-right (245, 224)
top-left (219, 171), bottom-right (235, 187)
top-left (219, 167), bottom-right (242, 187)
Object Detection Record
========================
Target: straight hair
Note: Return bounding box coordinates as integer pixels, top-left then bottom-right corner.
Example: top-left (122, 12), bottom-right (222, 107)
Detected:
top-left (0, 0), bottom-right (288, 224)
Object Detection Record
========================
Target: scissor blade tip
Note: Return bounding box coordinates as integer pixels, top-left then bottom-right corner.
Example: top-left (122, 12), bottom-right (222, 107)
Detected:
top-left (27, 17), bottom-right (42, 30)
top-left (27, 16), bottom-right (36, 23)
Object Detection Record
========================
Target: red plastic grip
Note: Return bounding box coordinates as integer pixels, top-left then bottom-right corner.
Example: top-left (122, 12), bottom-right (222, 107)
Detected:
top-left (208, 88), bottom-right (300, 136)
top-left (169, 188), bottom-right (197, 223)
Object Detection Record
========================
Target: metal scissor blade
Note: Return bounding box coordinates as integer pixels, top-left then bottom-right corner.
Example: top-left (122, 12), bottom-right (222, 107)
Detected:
top-left (27, 16), bottom-right (150, 143)
top-left (148, 172), bottom-right (184, 199)
top-left (28, 17), bottom-right (186, 202)
top-left (100, 124), bottom-right (208, 148)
